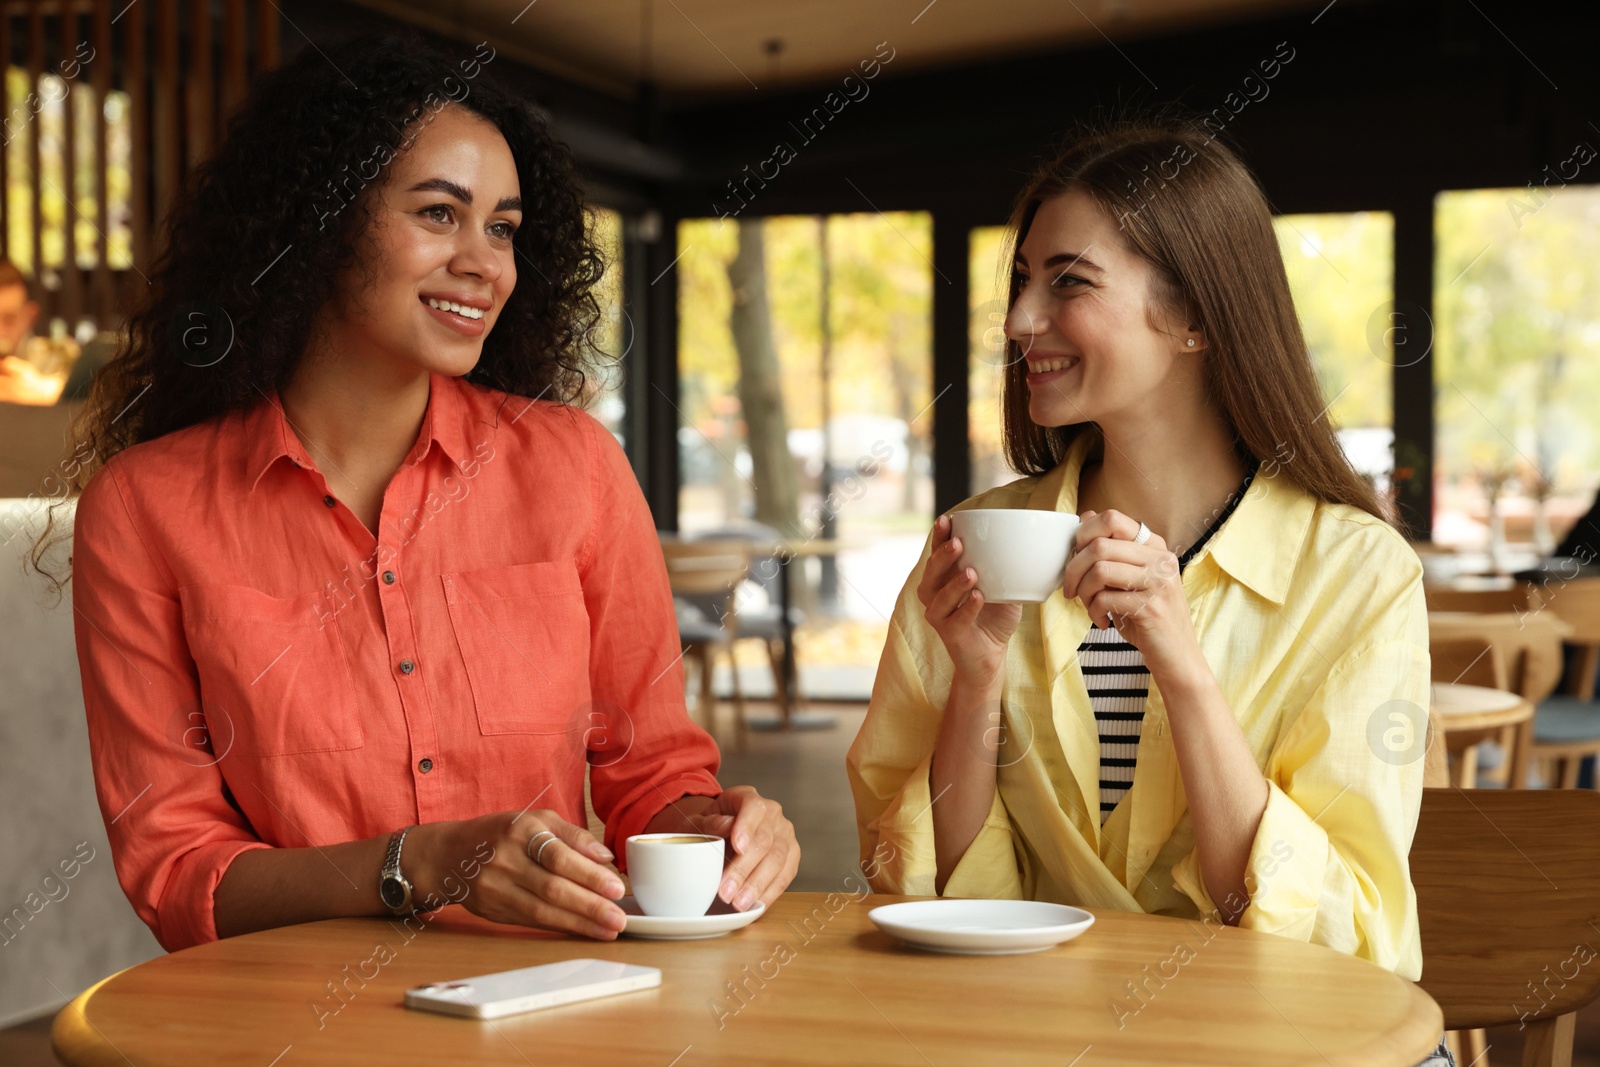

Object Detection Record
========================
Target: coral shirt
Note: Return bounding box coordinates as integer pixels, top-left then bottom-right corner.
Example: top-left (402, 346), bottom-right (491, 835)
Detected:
top-left (71, 371), bottom-right (722, 952)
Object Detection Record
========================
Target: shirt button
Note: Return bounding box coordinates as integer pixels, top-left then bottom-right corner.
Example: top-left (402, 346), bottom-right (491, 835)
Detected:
top-left (323, 495), bottom-right (336, 507)
top-left (400, 659), bottom-right (415, 674)
top-left (418, 757), bottom-right (433, 773)
top-left (382, 570), bottom-right (397, 584)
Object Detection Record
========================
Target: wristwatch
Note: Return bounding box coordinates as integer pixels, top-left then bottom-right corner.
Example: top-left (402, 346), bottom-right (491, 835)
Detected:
top-left (379, 826), bottom-right (426, 915)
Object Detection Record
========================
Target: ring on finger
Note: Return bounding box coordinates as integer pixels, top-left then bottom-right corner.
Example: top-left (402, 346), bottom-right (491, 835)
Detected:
top-left (526, 829), bottom-right (556, 864)
top-left (534, 836), bottom-right (559, 867)
top-left (1134, 521), bottom-right (1152, 545)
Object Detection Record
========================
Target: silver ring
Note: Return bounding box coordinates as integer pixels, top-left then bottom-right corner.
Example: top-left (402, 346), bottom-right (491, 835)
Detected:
top-left (535, 836), bottom-right (558, 867)
top-left (526, 830), bottom-right (555, 864)
top-left (1134, 521), bottom-right (1152, 545)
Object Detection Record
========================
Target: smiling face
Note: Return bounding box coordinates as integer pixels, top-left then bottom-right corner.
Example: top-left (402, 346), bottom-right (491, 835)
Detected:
top-left (1005, 189), bottom-right (1201, 430)
top-left (318, 103), bottom-right (522, 379)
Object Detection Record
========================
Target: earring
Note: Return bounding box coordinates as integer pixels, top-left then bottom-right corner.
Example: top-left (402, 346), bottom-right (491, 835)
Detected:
top-left (1186, 338), bottom-right (1196, 347)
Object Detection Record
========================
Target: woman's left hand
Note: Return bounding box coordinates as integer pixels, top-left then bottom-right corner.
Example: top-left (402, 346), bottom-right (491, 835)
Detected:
top-left (1062, 509), bottom-right (1201, 677)
top-left (661, 786), bottom-right (800, 912)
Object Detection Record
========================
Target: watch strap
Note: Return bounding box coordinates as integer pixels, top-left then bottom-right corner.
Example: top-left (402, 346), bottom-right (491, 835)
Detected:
top-left (381, 826), bottom-right (414, 914)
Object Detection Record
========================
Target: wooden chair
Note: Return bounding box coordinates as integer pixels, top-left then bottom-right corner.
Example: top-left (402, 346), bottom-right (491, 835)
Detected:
top-left (661, 544), bottom-right (750, 750)
top-left (1430, 629), bottom-right (1529, 788)
top-left (1430, 612), bottom-right (1571, 787)
top-left (1526, 577), bottom-right (1600, 699)
top-left (1424, 705), bottom-right (1450, 788)
top-left (1412, 789), bottom-right (1600, 1067)
top-left (1527, 578), bottom-right (1600, 786)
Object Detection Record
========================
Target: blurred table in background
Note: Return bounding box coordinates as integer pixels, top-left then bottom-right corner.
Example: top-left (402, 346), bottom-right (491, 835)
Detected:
top-left (1428, 610), bottom-right (1570, 787)
top-left (659, 532), bottom-right (868, 731)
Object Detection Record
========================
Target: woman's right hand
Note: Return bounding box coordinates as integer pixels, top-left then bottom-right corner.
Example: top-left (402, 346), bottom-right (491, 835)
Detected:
top-left (917, 514), bottom-right (1023, 685)
top-left (411, 809), bottom-right (627, 940)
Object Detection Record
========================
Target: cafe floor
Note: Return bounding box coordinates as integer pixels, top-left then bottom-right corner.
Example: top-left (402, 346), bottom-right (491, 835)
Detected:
top-left (4, 700), bottom-right (1596, 1066)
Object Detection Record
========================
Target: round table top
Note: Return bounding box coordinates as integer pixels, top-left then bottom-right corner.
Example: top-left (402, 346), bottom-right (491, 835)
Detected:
top-left (54, 893), bottom-right (1442, 1067)
top-left (1430, 681), bottom-right (1529, 716)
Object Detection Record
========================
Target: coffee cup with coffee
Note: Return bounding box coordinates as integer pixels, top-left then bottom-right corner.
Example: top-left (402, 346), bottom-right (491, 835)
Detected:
top-left (947, 509), bottom-right (1082, 603)
top-left (624, 833), bottom-right (725, 917)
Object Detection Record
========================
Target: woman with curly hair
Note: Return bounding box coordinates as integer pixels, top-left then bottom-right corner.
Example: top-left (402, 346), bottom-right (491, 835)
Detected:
top-left (848, 120), bottom-right (1449, 1063)
top-left (48, 32), bottom-right (797, 953)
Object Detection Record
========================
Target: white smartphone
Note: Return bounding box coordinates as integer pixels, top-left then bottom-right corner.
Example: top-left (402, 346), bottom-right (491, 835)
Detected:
top-left (404, 958), bottom-right (662, 1020)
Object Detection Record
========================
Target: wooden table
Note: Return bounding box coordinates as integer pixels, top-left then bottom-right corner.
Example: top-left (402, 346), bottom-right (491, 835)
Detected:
top-left (54, 893), bottom-right (1443, 1066)
top-left (1430, 681), bottom-right (1535, 787)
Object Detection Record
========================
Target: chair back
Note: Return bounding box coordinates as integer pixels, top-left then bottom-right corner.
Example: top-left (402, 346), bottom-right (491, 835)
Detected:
top-left (1411, 789), bottom-right (1600, 1057)
top-left (1528, 577), bottom-right (1600, 697)
top-left (662, 545), bottom-right (748, 596)
top-left (661, 542), bottom-right (749, 635)
top-left (693, 523), bottom-right (786, 598)
top-left (1529, 577), bottom-right (1600, 643)
top-left (1429, 635), bottom-right (1508, 691)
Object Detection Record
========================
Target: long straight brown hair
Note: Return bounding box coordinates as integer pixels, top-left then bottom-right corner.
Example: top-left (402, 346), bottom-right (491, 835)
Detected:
top-left (998, 118), bottom-right (1390, 525)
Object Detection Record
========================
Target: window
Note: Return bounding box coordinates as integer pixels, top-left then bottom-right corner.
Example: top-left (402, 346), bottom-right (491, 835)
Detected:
top-left (1435, 185), bottom-right (1600, 556)
top-left (676, 212), bottom-right (934, 702)
top-left (969, 224), bottom-right (1012, 495)
top-left (1271, 211), bottom-right (1395, 493)
top-left (585, 206), bottom-right (626, 442)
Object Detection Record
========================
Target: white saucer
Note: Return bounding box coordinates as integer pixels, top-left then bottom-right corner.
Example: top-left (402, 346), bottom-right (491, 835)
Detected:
top-left (619, 896), bottom-right (766, 940)
top-left (868, 899), bottom-right (1095, 955)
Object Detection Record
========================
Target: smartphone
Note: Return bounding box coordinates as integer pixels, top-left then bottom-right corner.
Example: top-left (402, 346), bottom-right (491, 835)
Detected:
top-left (404, 958), bottom-right (662, 1020)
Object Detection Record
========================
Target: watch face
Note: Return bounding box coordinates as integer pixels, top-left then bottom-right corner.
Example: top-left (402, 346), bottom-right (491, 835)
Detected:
top-left (379, 876), bottom-right (407, 911)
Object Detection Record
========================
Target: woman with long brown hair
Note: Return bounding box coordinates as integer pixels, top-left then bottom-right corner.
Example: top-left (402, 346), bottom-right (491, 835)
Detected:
top-left (848, 120), bottom-right (1445, 1062)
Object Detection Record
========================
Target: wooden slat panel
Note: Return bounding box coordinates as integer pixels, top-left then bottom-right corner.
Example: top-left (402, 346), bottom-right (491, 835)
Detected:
top-left (185, 0), bottom-right (211, 167)
top-left (25, 0), bottom-right (41, 315)
top-left (61, 0), bottom-right (83, 328)
top-left (254, 0), bottom-right (277, 74)
top-left (123, 0), bottom-right (145, 314)
top-left (221, 0), bottom-right (245, 116)
top-left (93, 0), bottom-right (111, 326)
top-left (152, 0), bottom-right (176, 229)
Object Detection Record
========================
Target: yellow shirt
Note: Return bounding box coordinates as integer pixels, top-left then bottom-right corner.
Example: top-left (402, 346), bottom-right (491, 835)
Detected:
top-left (847, 427), bottom-right (1429, 979)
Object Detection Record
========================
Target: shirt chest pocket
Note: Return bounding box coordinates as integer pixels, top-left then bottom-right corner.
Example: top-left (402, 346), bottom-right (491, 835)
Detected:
top-left (441, 560), bottom-right (592, 736)
top-left (177, 583), bottom-right (365, 757)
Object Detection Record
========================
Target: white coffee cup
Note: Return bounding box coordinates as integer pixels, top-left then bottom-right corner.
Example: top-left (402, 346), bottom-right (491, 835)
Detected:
top-left (948, 509), bottom-right (1081, 603)
top-left (625, 833), bottom-right (725, 917)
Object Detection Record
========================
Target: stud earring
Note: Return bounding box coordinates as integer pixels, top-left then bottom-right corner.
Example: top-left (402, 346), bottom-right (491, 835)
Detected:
top-left (1186, 338), bottom-right (1196, 347)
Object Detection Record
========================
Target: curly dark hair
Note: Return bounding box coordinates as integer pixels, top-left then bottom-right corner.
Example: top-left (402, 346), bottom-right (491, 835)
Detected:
top-left (27, 30), bottom-right (606, 595)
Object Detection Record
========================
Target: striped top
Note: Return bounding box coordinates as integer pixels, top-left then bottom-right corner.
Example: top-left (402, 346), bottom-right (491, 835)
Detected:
top-left (1086, 461), bottom-right (1260, 822)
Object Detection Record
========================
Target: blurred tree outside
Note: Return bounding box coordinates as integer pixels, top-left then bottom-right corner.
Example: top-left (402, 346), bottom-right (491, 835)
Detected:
top-left (678, 212), bottom-right (933, 536)
top-left (727, 218), bottom-right (798, 533)
top-left (677, 212), bottom-right (934, 688)
top-left (1271, 212), bottom-right (1394, 432)
top-left (1435, 185), bottom-right (1600, 547)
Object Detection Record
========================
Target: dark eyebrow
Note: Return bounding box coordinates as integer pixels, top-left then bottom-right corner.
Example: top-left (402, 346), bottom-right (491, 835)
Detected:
top-left (1014, 250), bottom-right (1104, 273)
top-left (408, 177), bottom-right (522, 214)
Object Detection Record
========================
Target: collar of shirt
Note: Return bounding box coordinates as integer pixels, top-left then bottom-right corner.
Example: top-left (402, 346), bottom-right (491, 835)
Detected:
top-left (1019, 424), bottom-right (1320, 867)
top-left (242, 370), bottom-right (478, 493)
top-left (1030, 425), bottom-right (1317, 607)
